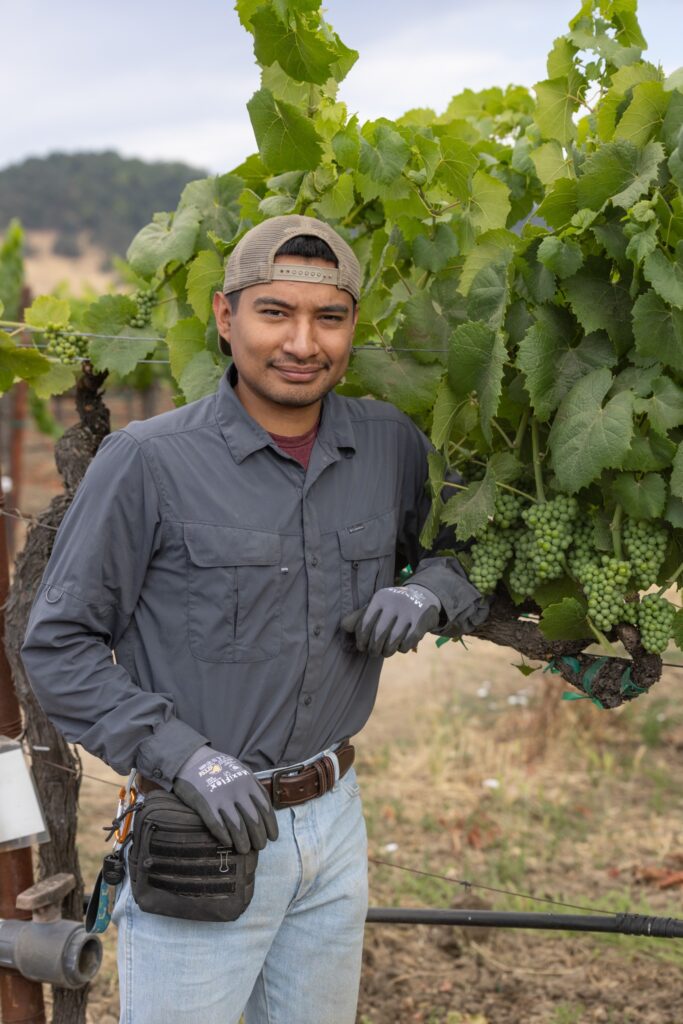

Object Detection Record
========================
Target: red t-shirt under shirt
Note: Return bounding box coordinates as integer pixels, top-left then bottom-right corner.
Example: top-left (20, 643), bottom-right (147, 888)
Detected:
top-left (269, 419), bottom-right (320, 470)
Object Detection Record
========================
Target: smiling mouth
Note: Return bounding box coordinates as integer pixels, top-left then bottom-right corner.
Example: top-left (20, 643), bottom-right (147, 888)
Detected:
top-left (273, 365), bottom-right (326, 380)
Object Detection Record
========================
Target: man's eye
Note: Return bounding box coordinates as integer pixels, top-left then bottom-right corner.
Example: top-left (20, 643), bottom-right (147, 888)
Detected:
top-left (262, 309), bottom-right (285, 317)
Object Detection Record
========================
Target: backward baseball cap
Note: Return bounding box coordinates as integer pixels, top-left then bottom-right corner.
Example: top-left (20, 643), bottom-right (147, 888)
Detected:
top-left (223, 214), bottom-right (361, 302)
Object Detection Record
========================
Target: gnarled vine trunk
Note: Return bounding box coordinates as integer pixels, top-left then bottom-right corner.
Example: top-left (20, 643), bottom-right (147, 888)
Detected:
top-left (4, 365), bottom-right (109, 1024)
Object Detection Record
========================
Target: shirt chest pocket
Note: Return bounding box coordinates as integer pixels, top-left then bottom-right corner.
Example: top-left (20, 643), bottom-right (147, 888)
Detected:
top-left (338, 509), bottom-right (398, 621)
top-left (183, 524), bottom-right (281, 664)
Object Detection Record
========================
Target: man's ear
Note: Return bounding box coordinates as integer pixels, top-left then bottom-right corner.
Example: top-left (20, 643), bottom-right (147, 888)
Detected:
top-left (213, 291), bottom-right (232, 340)
top-left (213, 292), bottom-right (233, 357)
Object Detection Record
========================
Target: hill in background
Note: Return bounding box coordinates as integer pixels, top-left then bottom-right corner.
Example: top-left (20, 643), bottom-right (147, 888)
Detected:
top-left (0, 151), bottom-right (207, 260)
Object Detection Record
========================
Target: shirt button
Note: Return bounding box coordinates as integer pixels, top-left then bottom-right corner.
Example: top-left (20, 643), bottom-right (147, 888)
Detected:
top-left (152, 768), bottom-right (162, 779)
top-left (311, 556), bottom-right (319, 566)
top-left (303, 695), bottom-right (312, 706)
top-left (313, 625), bottom-right (321, 636)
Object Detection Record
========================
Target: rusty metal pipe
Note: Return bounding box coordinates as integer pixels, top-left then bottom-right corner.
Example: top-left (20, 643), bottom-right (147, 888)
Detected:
top-left (0, 454), bottom-right (46, 1023)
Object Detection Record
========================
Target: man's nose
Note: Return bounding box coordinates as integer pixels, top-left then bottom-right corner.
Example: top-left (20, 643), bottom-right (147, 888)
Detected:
top-left (282, 317), bottom-right (319, 358)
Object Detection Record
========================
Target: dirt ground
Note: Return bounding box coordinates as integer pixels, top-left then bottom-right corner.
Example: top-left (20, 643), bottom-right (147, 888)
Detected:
top-left (15, 390), bottom-right (683, 1024)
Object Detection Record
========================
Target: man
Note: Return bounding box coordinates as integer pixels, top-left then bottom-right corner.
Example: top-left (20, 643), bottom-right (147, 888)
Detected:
top-left (21, 214), bottom-right (488, 1024)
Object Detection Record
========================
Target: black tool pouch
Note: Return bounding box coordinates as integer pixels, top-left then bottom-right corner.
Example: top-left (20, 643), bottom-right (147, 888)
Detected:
top-left (128, 791), bottom-right (258, 922)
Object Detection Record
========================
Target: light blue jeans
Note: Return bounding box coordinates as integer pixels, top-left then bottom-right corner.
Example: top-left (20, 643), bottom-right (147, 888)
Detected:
top-left (112, 768), bottom-right (368, 1024)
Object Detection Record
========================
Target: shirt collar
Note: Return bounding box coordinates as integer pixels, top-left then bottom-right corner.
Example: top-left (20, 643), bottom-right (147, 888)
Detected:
top-left (214, 365), bottom-right (357, 464)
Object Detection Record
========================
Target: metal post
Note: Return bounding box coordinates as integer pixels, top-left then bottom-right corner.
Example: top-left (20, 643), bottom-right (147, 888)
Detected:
top-left (0, 454), bottom-right (46, 1023)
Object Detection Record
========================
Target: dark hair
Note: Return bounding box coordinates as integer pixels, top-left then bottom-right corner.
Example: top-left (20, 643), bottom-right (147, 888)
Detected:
top-left (226, 234), bottom-right (340, 312)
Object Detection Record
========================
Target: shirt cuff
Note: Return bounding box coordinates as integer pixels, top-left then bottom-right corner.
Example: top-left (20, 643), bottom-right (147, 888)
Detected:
top-left (407, 556), bottom-right (484, 630)
top-left (136, 717), bottom-right (208, 791)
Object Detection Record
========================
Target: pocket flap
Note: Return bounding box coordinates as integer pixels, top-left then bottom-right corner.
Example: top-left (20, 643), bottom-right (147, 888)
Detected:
top-left (184, 524), bottom-right (280, 567)
top-left (338, 510), bottom-right (397, 560)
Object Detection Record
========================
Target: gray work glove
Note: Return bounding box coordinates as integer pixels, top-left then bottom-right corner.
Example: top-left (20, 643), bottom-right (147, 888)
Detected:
top-left (173, 745), bottom-right (278, 854)
top-left (341, 584), bottom-right (442, 657)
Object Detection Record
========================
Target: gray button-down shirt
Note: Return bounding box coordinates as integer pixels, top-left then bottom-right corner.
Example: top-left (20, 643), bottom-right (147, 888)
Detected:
top-left (21, 368), bottom-right (481, 787)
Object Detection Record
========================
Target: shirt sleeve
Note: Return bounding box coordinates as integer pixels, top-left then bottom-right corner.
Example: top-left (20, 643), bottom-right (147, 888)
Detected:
top-left (396, 418), bottom-right (485, 634)
top-left (21, 430), bottom-right (207, 787)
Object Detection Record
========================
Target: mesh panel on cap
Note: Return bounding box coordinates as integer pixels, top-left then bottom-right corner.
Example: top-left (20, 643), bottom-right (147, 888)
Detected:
top-left (223, 215), bottom-right (361, 300)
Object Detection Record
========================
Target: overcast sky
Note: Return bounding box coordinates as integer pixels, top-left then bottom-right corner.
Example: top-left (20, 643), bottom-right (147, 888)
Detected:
top-left (4, 1), bottom-right (680, 175)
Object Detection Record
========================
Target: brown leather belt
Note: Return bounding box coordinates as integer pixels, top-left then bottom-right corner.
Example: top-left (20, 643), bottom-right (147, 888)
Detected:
top-left (137, 742), bottom-right (355, 810)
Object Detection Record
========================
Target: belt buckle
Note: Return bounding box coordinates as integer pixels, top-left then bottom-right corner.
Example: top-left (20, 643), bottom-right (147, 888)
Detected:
top-left (270, 763), bottom-right (305, 810)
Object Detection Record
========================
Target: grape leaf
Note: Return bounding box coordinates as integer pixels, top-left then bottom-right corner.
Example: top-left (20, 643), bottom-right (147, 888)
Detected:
top-left (314, 173), bottom-right (354, 219)
top-left (540, 597), bottom-right (591, 641)
top-left (459, 229), bottom-right (518, 295)
top-left (434, 137), bottom-right (478, 202)
top-left (625, 222), bottom-right (658, 266)
top-left (576, 139), bottom-right (664, 210)
top-left (89, 332), bottom-right (158, 378)
top-left (546, 36), bottom-right (577, 78)
top-left (621, 434), bottom-right (676, 472)
top-left (247, 88), bottom-right (323, 173)
top-left (166, 317), bottom-right (207, 382)
top-left (672, 444), bottom-right (683, 498)
top-left (549, 367), bottom-right (634, 492)
top-left (332, 117), bottom-right (360, 169)
top-left (487, 451), bottom-right (523, 484)
top-left (0, 334), bottom-right (50, 391)
top-left (534, 77), bottom-right (578, 145)
top-left (537, 236), bottom-right (584, 277)
top-left (83, 295), bottom-right (137, 337)
top-left (430, 376), bottom-right (460, 449)
top-left (31, 361), bottom-right (78, 399)
top-left (664, 496), bottom-right (683, 529)
top-left (632, 289), bottom-right (683, 371)
top-left (634, 375), bottom-right (683, 435)
top-left (25, 296), bottom-right (70, 330)
top-left (613, 81), bottom-right (669, 146)
top-left (441, 476), bottom-right (496, 542)
top-left (187, 250), bottom-right (224, 324)
top-left (531, 141), bottom-right (573, 184)
top-left (392, 292), bottom-right (449, 366)
top-left (612, 473), bottom-right (667, 518)
top-left (642, 243), bottom-right (683, 310)
top-left (535, 178), bottom-right (578, 229)
top-left (447, 321), bottom-right (506, 443)
top-left (467, 171), bottom-right (511, 233)
top-left (517, 312), bottom-right (615, 421)
top-left (412, 225), bottom-right (459, 273)
top-left (466, 261), bottom-right (509, 328)
top-left (348, 350), bottom-right (443, 415)
top-left (178, 351), bottom-right (224, 403)
top-left (252, 9), bottom-right (340, 85)
top-left (563, 261), bottom-right (632, 351)
top-left (177, 175), bottom-right (243, 242)
top-left (358, 124), bottom-right (410, 185)
top-left (127, 206), bottom-right (201, 278)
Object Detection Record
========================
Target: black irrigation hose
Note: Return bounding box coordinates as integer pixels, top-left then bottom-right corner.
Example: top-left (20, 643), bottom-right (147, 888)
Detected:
top-left (79, 893), bottom-right (683, 938)
top-left (366, 907), bottom-right (683, 938)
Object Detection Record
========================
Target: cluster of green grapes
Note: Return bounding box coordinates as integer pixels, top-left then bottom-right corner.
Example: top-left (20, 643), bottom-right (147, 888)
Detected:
top-left (623, 518), bottom-right (668, 589)
top-left (508, 528), bottom-right (539, 597)
top-left (469, 491), bottom-right (678, 654)
top-left (577, 556), bottom-right (632, 632)
top-left (638, 594), bottom-right (677, 655)
top-left (128, 289), bottom-right (155, 328)
top-left (468, 492), bottom-right (525, 592)
top-left (44, 324), bottom-right (88, 364)
top-left (521, 495), bottom-right (578, 582)
top-left (566, 519), bottom-right (596, 576)
top-left (494, 492), bottom-right (524, 529)
top-left (469, 527), bottom-right (514, 593)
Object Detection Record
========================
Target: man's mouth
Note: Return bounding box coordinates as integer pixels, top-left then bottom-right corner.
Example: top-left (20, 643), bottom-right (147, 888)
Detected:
top-left (272, 365), bottom-right (326, 382)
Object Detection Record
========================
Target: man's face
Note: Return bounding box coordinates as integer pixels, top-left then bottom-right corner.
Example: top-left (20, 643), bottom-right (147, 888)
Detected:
top-left (212, 256), bottom-right (357, 415)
